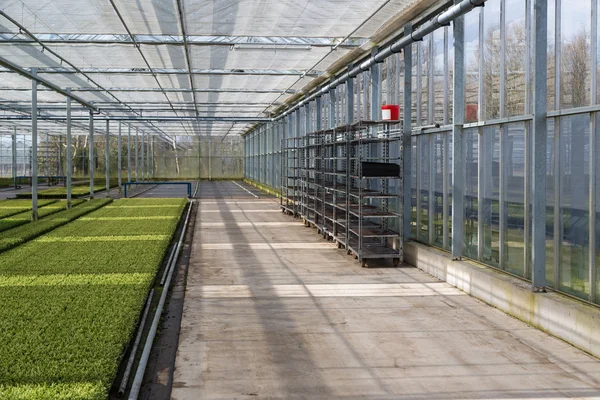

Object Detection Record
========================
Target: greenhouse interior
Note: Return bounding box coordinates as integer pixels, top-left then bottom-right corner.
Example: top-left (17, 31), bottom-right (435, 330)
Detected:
top-left (1, 0), bottom-right (600, 399)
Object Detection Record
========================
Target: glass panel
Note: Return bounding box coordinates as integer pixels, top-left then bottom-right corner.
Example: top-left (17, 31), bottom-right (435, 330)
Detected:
top-left (481, 125), bottom-right (500, 267)
top-left (483, 0), bottom-right (501, 119)
top-left (412, 41), bottom-right (418, 127)
top-left (411, 136), bottom-right (418, 238)
top-left (505, 0), bottom-right (527, 117)
top-left (447, 133), bottom-right (453, 250)
top-left (546, 118), bottom-right (556, 286)
top-left (465, 8), bottom-right (480, 122)
top-left (421, 35), bottom-right (431, 125)
top-left (419, 134), bottom-right (431, 242)
top-left (397, 53), bottom-right (404, 107)
top-left (448, 25), bottom-right (455, 123)
top-left (433, 29), bottom-right (445, 124)
top-left (433, 133), bottom-right (445, 247)
top-left (560, 0), bottom-right (591, 109)
top-left (595, 114), bottom-right (600, 302)
top-left (559, 114), bottom-right (590, 298)
top-left (505, 122), bottom-right (526, 276)
top-left (597, 0), bottom-right (600, 105)
top-left (464, 128), bottom-right (479, 258)
top-left (547, 0), bottom-right (556, 111)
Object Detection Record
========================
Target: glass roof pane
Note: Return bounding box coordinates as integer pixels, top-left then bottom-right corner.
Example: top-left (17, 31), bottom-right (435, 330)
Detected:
top-left (112, 0), bottom-right (181, 35)
top-left (183, 0), bottom-right (391, 37)
top-left (1, 0), bottom-right (127, 35)
top-left (1, 0), bottom-right (422, 136)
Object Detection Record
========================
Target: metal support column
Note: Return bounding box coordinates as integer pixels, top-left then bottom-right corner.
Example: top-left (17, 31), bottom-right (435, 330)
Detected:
top-left (45, 130), bottom-right (49, 177)
top-left (271, 123), bottom-right (276, 188)
top-left (346, 66), bottom-right (355, 124)
top-left (499, 0), bottom-right (507, 270)
top-left (477, 7), bottom-right (485, 260)
top-left (151, 135), bottom-right (155, 178)
top-left (89, 109), bottom-right (95, 199)
top-left (591, 115), bottom-right (597, 302)
top-left (146, 133), bottom-right (151, 180)
top-left (31, 68), bottom-right (38, 220)
top-left (11, 126), bottom-right (16, 188)
top-left (443, 26), bottom-right (450, 250)
top-left (531, 0), bottom-right (548, 290)
top-left (591, 0), bottom-right (598, 303)
top-left (58, 134), bottom-right (62, 176)
top-left (403, 25), bottom-right (413, 241)
top-left (141, 131), bottom-right (145, 182)
top-left (135, 128), bottom-right (139, 181)
top-left (127, 125), bottom-right (131, 182)
top-left (452, 3), bottom-right (465, 259)
top-left (197, 135), bottom-right (201, 179)
top-left (105, 119), bottom-right (110, 197)
top-left (66, 88), bottom-right (72, 208)
top-left (208, 133), bottom-right (212, 180)
top-left (118, 123), bottom-right (122, 190)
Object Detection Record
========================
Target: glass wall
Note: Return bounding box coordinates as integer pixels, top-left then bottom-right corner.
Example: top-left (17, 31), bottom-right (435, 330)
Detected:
top-left (0, 134), bottom-right (32, 178)
top-left (405, 0), bottom-right (600, 304)
top-left (244, 0), bottom-right (600, 305)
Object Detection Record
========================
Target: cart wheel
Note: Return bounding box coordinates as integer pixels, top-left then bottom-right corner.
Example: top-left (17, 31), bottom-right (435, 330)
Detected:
top-left (347, 250), bottom-right (352, 255)
top-left (361, 259), bottom-right (367, 268)
top-left (354, 254), bottom-right (358, 260)
top-left (393, 258), bottom-right (400, 268)
top-left (337, 242), bottom-right (342, 249)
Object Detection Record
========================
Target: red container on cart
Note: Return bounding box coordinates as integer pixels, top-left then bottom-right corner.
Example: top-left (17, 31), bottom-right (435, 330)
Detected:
top-left (381, 104), bottom-right (400, 120)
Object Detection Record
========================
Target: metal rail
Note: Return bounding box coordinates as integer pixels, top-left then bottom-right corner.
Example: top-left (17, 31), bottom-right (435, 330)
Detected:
top-left (123, 181), bottom-right (192, 198)
top-left (128, 200), bottom-right (194, 400)
top-left (118, 288), bottom-right (155, 396)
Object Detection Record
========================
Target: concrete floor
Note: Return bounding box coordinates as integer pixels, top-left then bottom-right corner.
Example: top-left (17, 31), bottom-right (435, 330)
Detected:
top-left (172, 181), bottom-right (600, 400)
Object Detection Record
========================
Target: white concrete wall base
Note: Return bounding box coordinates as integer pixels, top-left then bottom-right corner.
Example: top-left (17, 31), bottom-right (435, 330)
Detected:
top-left (405, 241), bottom-right (600, 360)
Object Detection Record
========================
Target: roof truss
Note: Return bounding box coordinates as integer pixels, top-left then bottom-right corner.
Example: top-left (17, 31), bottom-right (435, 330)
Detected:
top-left (0, 33), bottom-right (366, 48)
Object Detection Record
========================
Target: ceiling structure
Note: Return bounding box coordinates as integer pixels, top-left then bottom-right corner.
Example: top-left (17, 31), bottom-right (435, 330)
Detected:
top-left (0, 0), bottom-right (420, 140)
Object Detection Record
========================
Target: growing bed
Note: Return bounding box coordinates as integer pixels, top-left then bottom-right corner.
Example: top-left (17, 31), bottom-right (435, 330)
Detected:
top-left (0, 200), bottom-right (85, 233)
top-left (0, 199), bottom-right (57, 218)
top-left (0, 198), bottom-right (187, 399)
top-left (0, 199), bottom-right (112, 253)
top-left (16, 185), bottom-right (108, 199)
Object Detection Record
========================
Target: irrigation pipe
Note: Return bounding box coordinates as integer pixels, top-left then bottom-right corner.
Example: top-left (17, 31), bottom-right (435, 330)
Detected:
top-left (128, 200), bottom-right (193, 400)
top-left (118, 288), bottom-right (154, 396)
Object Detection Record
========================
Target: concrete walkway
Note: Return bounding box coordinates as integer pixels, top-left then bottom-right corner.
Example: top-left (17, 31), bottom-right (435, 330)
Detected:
top-left (172, 181), bottom-right (600, 400)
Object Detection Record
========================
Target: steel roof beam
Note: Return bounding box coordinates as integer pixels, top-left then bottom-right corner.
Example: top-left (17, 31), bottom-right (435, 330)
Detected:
top-left (1, 101), bottom-right (278, 106)
top-left (1, 105), bottom-right (265, 112)
top-left (0, 115), bottom-right (270, 122)
top-left (175, 0), bottom-right (199, 124)
top-left (0, 56), bottom-right (98, 111)
top-left (0, 86), bottom-right (297, 93)
top-left (0, 33), bottom-right (366, 48)
top-left (0, 67), bottom-right (321, 76)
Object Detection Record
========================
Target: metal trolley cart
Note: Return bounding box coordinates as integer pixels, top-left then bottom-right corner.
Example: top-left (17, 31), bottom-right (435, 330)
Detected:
top-left (280, 136), bottom-right (301, 216)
